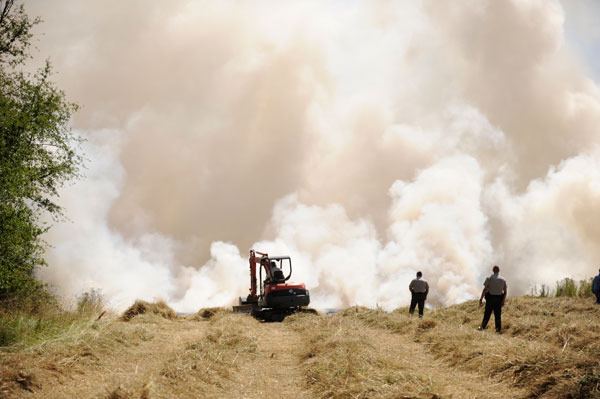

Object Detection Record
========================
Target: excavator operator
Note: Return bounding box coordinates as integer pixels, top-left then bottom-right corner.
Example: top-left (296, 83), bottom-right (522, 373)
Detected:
top-left (270, 261), bottom-right (286, 283)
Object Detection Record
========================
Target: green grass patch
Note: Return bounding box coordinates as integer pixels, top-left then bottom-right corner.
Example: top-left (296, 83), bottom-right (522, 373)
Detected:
top-left (0, 289), bottom-right (104, 348)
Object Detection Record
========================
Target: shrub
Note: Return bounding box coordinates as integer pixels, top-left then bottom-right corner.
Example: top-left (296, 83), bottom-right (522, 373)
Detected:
top-left (577, 279), bottom-right (594, 298)
top-left (556, 278), bottom-right (578, 297)
top-left (555, 278), bottom-right (594, 298)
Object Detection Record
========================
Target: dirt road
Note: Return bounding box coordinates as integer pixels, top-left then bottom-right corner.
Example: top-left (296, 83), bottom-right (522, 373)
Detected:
top-left (1, 310), bottom-right (527, 399)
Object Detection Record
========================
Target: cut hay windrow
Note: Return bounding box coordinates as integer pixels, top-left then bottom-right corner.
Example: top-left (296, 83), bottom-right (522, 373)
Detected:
top-left (192, 307), bottom-right (229, 320)
top-left (121, 300), bottom-right (177, 321)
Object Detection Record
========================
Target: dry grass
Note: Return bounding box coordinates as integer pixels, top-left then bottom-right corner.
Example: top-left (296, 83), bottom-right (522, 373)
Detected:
top-left (338, 297), bottom-right (600, 398)
top-left (0, 289), bottom-right (106, 348)
top-left (157, 312), bottom-right (259, 398)
top-left (339, 306), bottom-right (418, 334)
top-left (287, 313), bottom-right (443, 399)
top-left (0, 316), bottom-right (155, 398)
top-left (191, 307), bottom-right (230, 320)
top-left (121, 300), bottom-right (177, 322)
top-left (106, 383), bottom-right (151, 399)
top-left (2, 297), bottom-right (599, 398)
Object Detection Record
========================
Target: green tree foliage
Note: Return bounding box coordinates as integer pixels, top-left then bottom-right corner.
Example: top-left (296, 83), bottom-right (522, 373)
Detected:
top-left (0, 0), bottom-right (79, 301)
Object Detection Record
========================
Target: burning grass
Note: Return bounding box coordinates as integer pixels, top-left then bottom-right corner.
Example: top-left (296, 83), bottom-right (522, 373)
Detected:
top-left (121, 300), bottom-right (176, 322)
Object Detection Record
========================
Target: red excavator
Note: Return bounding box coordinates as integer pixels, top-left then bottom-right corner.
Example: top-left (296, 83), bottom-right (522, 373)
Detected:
top-left (233, 250), bottom-right (310, 321)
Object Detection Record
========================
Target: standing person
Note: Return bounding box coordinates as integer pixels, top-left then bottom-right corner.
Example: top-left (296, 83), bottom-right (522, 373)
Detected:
top-left (478, 265), bottom-right (507, 333)
top-left (593, 268), bottom-right (600, 305)
top-left (409, 271), bottom-right (429, 318)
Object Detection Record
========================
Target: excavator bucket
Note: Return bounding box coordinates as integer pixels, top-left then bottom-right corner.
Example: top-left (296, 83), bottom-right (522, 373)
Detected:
top-left (232, 303), bottom-right (254, 314)
top-left (233, 295), bottom-right (257, 314)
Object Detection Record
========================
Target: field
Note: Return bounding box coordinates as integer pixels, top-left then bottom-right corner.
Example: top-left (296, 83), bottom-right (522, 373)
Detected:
top-left (1, 297), bottom-right (599, 399)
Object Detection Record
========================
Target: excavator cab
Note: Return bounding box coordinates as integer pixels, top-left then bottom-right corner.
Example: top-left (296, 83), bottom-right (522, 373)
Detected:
top-left (264, 259), bottom-right (288, 284)
top-left (234, 250), bottom-right (310, 322)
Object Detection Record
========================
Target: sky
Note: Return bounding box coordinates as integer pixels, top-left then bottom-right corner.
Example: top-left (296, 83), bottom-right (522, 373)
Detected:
top-left (23, 0), bottom-right (600, 311)
top-left (562, 0), bottom-right (600, 81)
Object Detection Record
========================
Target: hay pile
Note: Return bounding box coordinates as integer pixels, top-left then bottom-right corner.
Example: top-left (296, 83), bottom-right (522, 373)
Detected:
top-left (121, 300), bottom-right (177, 321)
top-left (191, 307), bottom-right (229, 320)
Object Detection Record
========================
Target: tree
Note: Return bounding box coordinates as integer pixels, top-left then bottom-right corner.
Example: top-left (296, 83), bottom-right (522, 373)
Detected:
top-left (0, 0), bottom-right (80, 301)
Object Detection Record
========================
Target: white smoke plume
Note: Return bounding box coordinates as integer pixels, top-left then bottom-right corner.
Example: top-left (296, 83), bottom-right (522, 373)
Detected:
top-left (26, 0), bottom-right (600, 311)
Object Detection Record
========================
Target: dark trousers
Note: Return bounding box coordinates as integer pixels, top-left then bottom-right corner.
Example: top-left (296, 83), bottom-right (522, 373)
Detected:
top-left (481, 294), bottom-right (503, 331)
top-left (409, 292), bottom-right (426, 317)
top-left (595, 292), bottom-right (600, 304)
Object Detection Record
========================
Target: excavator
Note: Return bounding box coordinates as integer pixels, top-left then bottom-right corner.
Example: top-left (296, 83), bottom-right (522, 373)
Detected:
top-left (233, 250), bottom-right (311, 321)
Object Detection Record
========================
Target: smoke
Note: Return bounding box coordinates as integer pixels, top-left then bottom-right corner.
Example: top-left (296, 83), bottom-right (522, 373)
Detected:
top-left (27, 0), bottom-right (600, 311)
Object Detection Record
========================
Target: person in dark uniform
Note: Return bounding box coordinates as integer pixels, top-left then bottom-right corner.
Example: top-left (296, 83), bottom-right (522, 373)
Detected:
top-left (409, 271), bottom-right (429, 318)
top-left (478, 265), bottom-right (507, 333)
top-left (592, 268), bottom-right (600, 305)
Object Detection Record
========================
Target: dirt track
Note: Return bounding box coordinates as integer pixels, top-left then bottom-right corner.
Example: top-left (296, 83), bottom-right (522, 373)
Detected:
top-left (1, 311), bottom-right (526, 399)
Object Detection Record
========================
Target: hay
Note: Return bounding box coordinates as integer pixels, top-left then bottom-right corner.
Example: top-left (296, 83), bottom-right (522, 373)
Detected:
top-left (289, 314), bottom-right (438, 398)
top-left (192, 307), bottom-right (228, 320)
top-left (418, 319), bottom-right (436, 330)
top-left (3, 295), bottom-right (599, 398)
top-left (158, 313), bottom-right (258, 397)
top-left (298, 297), bottom-right (600, 398)
top-left (121, 300), bottom-right (176, 322)
top-left (106, 383), bottom-right (151, 399)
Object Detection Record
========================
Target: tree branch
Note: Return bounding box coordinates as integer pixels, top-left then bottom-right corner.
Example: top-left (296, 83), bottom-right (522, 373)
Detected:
top-left (0, 0), bottom-right (14, 29)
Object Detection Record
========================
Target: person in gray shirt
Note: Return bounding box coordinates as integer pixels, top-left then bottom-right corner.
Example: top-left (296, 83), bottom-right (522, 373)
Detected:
top-left (478, 265), bottom-right (507, 333)
top-left (409, 271), bottom-right (429, 318)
